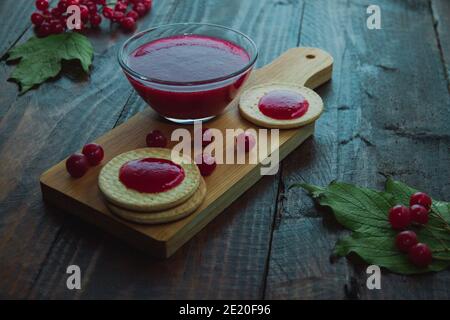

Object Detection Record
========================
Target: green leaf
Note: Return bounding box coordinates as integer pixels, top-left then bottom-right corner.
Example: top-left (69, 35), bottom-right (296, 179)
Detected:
top-left (293, 179), bottom-right (450, 274)
top-left (7, 33), bottom-right (94, 93)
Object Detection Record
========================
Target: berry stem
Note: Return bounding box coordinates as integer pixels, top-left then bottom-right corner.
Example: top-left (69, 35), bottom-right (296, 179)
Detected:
top-left (433, 253), bottom-right (450, 261)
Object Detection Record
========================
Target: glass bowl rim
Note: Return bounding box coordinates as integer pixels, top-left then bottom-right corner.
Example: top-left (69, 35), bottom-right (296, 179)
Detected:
top-left (118, 22), bottom-right (258, 86)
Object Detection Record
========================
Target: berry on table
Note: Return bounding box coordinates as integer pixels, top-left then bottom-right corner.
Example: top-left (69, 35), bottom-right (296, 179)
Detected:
top-left (146, 130), bottom-right (167, 148)
top-left (82, 143), bottom-right (104, 166)
top-left (121, 17), bottom-right (136, 31)
top-left (395, 230), bottom-right (418, 253)
top-left (66, 153), bottom-right (89, 178)
top-left (410, 192), bottom-right (432, 210)
top-left (388, 205), bottom-right (411, 230)
top-left (126, 10), bottom-right (139, 20)
top-left (102, 7), bottom-right (114, 19)
top-left (112, 11), bottom-right (125, 23)
top-left (79, 5), bottom-right (90, 21)
top-left (36, 23), bottom-right (51, 37)
top-left (90, 14), bottom-right (102, 27)
top-left (36, 0), bottom-right (50, 11)
top-left (410, 204), bottom-right (429, 224)
top-left (50, 7), bottom-right (63, 18)
top-left (115, 2), bottom-right (128, 12)
top-left (195, 153), bottom-right (217, 177)
top-left (57, 0), bottom-right (69, 12)
top-left (134, 2), bottom-right (147, 16)
top-left (408, 243), bottom-right (432, 268)
top-left (31, 12), bottom-right (45, 26)
top-left (50, 20), bottom-right (65, 34)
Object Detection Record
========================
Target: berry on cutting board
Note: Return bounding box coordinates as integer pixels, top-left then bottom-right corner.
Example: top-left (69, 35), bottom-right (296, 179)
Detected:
top-left (82, 143), bottom-right (104, 166)
top-left (146, 130), bottom-right (167, 148)
top-left (195, 153), bottom-right (217, 177)
top-left (66, 153), bottom-right (89, 178)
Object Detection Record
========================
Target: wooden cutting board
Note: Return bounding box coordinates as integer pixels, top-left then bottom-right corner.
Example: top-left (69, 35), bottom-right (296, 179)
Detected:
top-left (40, 47), bottom-right (333, 258)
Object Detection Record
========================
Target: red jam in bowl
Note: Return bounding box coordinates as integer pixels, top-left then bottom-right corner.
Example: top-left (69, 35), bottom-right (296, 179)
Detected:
top-left (119, 158), bottom-right (185, 193)
top-left (258, 90), bottom-right (309, 120)
top-left (125, 35), bottom-right (252, 120)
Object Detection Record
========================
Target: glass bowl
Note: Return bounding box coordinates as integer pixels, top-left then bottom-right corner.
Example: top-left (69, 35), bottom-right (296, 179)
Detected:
top-left (118, 23), bottom-right (258, 124)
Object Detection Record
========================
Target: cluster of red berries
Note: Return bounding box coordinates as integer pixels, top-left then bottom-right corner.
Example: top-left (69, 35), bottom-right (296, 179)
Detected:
top-left (31, 0), bottom-right (152, 37)
top-left (389, 192), bottom-right (433, 267)
top-left (66, 143), bottom-right (104, 178)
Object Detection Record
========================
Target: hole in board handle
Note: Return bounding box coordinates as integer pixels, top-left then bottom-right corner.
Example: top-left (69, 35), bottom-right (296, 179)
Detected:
top-left (306, 54), bottom-right (316, 59)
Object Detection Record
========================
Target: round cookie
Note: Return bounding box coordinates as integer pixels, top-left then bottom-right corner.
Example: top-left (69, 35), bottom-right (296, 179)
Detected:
top-left (107, 178), bottom-right (207, 225)
top-left (99, 148), bottom-right (200, 212)
top-left (239, 83), bottom-right (324, 129)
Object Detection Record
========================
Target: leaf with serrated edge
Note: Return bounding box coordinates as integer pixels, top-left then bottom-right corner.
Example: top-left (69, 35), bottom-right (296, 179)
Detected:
top-left (7, 33), bottom-right (93, 93)
top-left (294, 180), bottom-right (450, 274)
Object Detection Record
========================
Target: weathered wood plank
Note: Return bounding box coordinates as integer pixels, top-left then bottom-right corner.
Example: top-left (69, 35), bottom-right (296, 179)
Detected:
top-left (431, 0), bottom-right (450, 91)
top-left (0, 0), bottom-right (36, 57)
top-left (25, 0), bottom-right (306, 299)
top-left (0, 0), bottom-right (181, 299)
top-left (0, 0), bottom-right (38, 118)
top-left (265, 0), bottom-right (450, 299)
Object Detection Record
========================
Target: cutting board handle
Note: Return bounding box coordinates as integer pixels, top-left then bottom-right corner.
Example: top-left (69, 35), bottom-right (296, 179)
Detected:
top-left (253, 47), bottom-right (334, 89)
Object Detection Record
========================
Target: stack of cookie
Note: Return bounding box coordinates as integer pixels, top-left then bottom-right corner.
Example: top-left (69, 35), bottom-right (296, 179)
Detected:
top-left (98, 148), bottom-right (206, 224)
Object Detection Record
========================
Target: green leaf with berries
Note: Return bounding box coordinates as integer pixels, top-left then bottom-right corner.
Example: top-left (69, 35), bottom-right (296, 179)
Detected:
top-left (292, 178), bottom-right (450, 274)
top-left (7, 32), bottom-right (93, 93)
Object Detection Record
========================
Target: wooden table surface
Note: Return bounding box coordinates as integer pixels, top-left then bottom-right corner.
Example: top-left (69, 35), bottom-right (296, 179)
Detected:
top-left (1, 0), bottom-right (449, 300)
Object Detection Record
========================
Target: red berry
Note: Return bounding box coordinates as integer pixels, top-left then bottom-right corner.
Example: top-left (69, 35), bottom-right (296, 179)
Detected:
top-left (36, 23), bottom-right (51, 37)
top-left (410, 192), bottom-right (432, 210)
top-left (87, 3), bottom-right (97, 13)
top-left (50, 20), bottom-right (65, 34)
top-left (57, 0), bottom-right (69, 12)
top-left (102, 7), bottom-right (114, 19)
top-left (82, 143), bottom-right (104, 166)
top-left (410, 204), bottom-right (429, 224)
top-left (50, 7), bottom-right (63, 18)
top-left (120, 17), bottom-right (136, 31)
top-left (36, 0), bottom-right (49, 11)
top-left (195, 153), bottom-right (217, 177)
top-left (31, 12), bottom-right (45, 26)
top-left (388, 205), bottom-right (411, 230)
top-left (115, 2), bottom-right (127, 12)
top-left (236, 133), bottom-right (256, 152)
top-left (90, 14), bottom-right (102, 27)
top-left (66, 153), bottom-right (89, 178)
top-left (395, 230), bottom-right (418, 253)
top-left (95, 0), bottom-right (106, 5)
top-left (143, 0), bottom-right (152, 10)
top-left (79, 5), bottom-right (90, 21)
top-left (146, 130), bottom-right (167, 148)
top-left (112, 11), bottom-right (125, 22)
top-left (68, 0), bottom-right (80, 5)
top-left (126, 10), bottom-right (139, 20)
top-left (134, 2), bottom-right (147, 16)
top-left (408, 243), bottom-right (432, 268)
